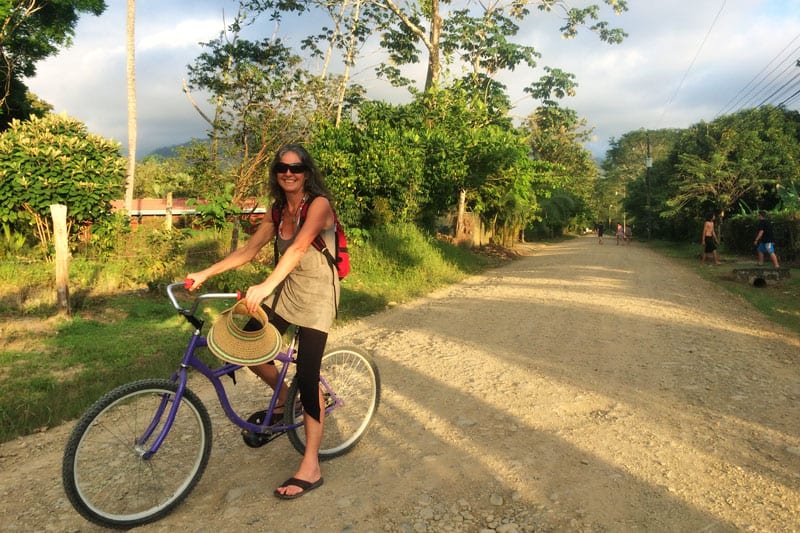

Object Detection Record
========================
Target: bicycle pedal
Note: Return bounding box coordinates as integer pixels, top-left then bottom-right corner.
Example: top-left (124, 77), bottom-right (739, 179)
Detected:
top-left (242, 429), bottom-right (284, 448)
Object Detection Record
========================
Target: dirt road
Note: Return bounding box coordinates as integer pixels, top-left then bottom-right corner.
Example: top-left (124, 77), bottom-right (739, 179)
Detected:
top-left (2, 236), bottom-right (799, 532)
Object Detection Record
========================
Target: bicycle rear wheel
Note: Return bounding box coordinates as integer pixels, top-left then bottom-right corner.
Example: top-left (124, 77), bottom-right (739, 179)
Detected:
top-left (286, 346), bottom-right (380, 459)
top-left (62, 379), bottom-right (212, 529)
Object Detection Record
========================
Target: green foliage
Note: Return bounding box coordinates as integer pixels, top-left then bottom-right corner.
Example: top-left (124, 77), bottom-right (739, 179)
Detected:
top-left (134, 155), bottom-right (195, 198)
top-left (83, 211), bottom-right (131, 259)
top-left (131, 229), bottom-right (191, 291)
top-left (600, 107), bottom-right (800, 243)
top-left (0, 223), bottom-right (504, 441)
top-left (189, 182), bottom-right (236, 229)
top-left (524, 104), bottom-right (599, 232)
top-left (725, 211), bottom-right (800, 262)
top-left (666, 107), bottom-right (800, 221)
top-left (0, 113), bottom-right (125, 249)
top-left (312, 103), bottom-right (426, 227)
top-left (0, 223), bottom-right (26, 257)
top-left (309, 86), bottom-right (550, 240)
top-left (0, 0), bottom-right (106, 126)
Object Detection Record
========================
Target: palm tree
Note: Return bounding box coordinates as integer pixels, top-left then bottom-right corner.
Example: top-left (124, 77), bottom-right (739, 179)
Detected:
top-left (125, 0), bottom-right (136, 215)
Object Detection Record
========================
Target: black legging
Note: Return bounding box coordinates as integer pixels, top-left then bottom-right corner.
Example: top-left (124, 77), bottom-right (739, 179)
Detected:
top-left (246, 308), bottom-right (327, 423)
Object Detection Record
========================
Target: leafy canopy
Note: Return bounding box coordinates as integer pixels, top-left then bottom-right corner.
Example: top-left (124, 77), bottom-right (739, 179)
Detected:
top-left (0, 113), bottom-right (125, 234)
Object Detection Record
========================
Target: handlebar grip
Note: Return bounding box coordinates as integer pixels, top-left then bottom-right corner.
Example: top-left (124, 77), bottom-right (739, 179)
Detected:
top-left (237, 290), bottom-right (242, 300)
top-left (184, 278), bottom-right (195, 290)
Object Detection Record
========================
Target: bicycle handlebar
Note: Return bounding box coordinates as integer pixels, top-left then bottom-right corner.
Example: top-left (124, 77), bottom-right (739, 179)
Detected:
top-left (166, 281), bottom-right (240, 318)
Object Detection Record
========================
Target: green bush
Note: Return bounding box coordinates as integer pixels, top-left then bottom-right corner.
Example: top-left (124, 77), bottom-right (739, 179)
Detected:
top-left (0, 113), bottom-right (126, 254)
top-left (0, 222), bottom-right (506, 441)
top-left (724, 211), bottom-right (800, 262)
top-left (132, 229), bottom-right (191, 291)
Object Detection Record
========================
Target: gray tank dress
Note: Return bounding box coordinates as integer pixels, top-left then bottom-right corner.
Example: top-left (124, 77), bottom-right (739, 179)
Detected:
top-left (273, 223), bottom-right (339, 333)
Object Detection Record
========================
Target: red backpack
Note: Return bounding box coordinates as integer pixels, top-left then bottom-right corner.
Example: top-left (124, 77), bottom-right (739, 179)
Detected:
top-left (271, 196), bottom-right (350, 280)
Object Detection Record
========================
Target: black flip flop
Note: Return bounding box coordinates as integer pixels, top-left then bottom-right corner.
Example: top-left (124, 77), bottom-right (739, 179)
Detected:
top-left (273, 477), bottom-right (324, 500)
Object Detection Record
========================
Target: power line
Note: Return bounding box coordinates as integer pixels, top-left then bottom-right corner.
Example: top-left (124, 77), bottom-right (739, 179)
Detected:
top-left (775, 74), bottom-right (800, 107)
top-left (756, 69), bottom-right (800, 108)
top-left (716, 34), bottom-right (800, 116)
top-left (739, 46), bottom-right (800, 109)
top-left (660, 0), bottom-right (727, 125)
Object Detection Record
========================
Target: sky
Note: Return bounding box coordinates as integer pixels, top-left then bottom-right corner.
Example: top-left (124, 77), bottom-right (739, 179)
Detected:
top-left (25, 0), bottom-right (800, 160)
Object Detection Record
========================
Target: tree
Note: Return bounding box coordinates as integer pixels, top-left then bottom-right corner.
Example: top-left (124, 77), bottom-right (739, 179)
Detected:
top-left (134, 155), bottom-right (194, 198)
top-left (125, 0), bottom-right (136, 215)
top-left (666, 107), bottom-right (800, 223)
top-left (0, 0), bottom-right (106, 126)
top-left (377, 0), bottom-right (627, 97)
top-left (601, 128), bottom-right (680, 237)
top-left (525, 104), bottom-right (598, 232)
top-left (0, 113), bottom-right (125, 254)
top-left (374, 1), bottom-right (626, 236)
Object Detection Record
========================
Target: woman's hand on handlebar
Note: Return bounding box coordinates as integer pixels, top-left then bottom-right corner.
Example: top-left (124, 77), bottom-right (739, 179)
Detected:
top-left (184, 272), bottom-right (209, 291)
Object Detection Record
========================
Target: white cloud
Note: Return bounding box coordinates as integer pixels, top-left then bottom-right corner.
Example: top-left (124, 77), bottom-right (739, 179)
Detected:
top-left (139, 19), bottom-right (222, 52)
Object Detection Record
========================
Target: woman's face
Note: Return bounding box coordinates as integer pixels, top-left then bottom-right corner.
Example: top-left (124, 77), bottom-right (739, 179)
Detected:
top-left (275, 151), bottom-right (307, 194)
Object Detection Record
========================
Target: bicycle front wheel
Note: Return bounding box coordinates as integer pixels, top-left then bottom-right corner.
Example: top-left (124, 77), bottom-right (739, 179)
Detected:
top-left (62, 379), bottom-right (212, 529)
top-left (287, 346), bottom-right (380, 459)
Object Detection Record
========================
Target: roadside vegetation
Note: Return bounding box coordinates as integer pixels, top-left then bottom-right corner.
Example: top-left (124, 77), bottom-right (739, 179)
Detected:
top-left (0, 223), bottom-right (503, 443)
top-left (2, 1), bottom-right (800, 446)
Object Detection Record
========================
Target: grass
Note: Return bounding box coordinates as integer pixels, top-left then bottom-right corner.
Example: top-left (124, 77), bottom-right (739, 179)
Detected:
top-left (4, 231), bottom-right (798, 443)
top-left (0, 223), bottom-right (502, 442)
top-left (647, 240), bottom-right (800, 336)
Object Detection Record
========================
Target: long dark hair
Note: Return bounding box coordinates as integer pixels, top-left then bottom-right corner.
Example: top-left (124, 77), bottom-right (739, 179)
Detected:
top-left (268, 144), bottom-right (331, 208)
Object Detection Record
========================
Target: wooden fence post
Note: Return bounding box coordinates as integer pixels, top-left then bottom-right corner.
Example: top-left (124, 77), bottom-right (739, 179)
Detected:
top-left (50, 204), bottom-right (71, 317)
top-left (165, 191), bottom-right (173, 230)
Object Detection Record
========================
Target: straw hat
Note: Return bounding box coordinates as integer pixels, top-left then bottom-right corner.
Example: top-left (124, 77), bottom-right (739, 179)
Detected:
top-left (207, 301), bottom-right (281, 365)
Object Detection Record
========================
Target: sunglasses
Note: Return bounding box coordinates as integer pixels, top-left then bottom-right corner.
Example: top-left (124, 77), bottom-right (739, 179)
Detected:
top-left (275, 162), bottom-right (308, 174)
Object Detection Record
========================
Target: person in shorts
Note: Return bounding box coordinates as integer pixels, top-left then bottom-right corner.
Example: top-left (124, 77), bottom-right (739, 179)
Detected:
top-left (701, 213), bottom-right (721, 266)
top-left (754, 210), bottom-right (780, 269)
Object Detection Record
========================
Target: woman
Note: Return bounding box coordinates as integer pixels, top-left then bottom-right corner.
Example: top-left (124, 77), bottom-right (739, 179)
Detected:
top-left (186, 143), bottom-right (338, 499)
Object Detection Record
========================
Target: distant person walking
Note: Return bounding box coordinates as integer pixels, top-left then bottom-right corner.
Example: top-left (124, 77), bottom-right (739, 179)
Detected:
top-left (701, 213), bottom-right (721, 266)
top-left (596, 222), bottom-right (604, 244)
top-left (616, 223), bottom-right (624, 245)
top-left (624, 225), bottom-right (632, 245)
top-left (754, 210), bottom-right (780, 269)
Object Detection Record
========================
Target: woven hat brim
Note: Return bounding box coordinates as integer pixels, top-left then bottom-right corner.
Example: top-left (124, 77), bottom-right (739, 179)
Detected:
top-left (207, 304), bottom-right (281, 366)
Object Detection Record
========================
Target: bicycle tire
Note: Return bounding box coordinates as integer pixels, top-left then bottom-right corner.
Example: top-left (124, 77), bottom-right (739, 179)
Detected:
top-left (62, 379), bottom-right (213, 529)
top-left (286, 346), bottom-right (380, 459)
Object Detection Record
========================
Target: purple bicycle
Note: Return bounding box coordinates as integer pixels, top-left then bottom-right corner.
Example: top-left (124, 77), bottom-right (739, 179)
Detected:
top-left (61, 281), bottom-right (380, 529)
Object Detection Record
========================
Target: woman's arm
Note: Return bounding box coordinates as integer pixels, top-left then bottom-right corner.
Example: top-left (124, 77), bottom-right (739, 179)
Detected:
top-left (186, 214), bottom-right (276, 290)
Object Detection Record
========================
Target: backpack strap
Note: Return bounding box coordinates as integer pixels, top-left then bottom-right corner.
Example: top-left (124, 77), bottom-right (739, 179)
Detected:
top-left (269, 196), bottom-right (340, 317)
top-left (297, 196), bottom-right (337, 270)
top-left (295, 196), bottom-right (340, 317)
top-left (271, 201), bottom-right (282, 273)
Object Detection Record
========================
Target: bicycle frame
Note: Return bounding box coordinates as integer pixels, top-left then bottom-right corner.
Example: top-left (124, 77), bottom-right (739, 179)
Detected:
top-left (140, 282), bottom-right (342, 458)
top-left (63, 282), bottom-right (378, 529)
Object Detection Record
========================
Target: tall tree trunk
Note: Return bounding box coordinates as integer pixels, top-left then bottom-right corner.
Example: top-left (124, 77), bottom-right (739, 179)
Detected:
top-left (382, 0), bottom-right (442, 90)
top-left (424, 0), bottom-right (441, 91)
top-left (336, 0), bottom-right (362, 126)
top-left (455, 188), bottom-right (466, 239)
top-left (125, 0), bottom-right (136, 215)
